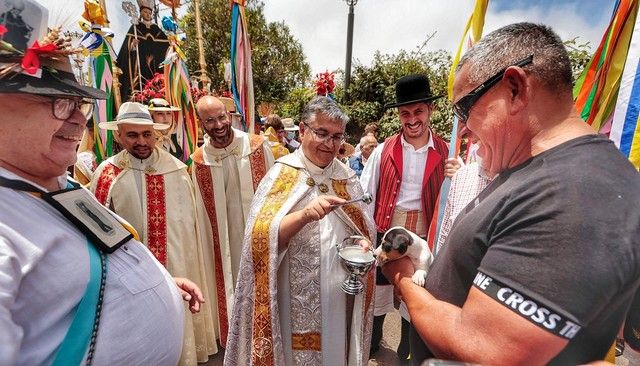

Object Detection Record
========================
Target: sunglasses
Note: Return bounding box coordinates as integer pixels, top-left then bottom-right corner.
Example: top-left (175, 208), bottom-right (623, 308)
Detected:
top-left (452, 55), bottom-right (533, 122)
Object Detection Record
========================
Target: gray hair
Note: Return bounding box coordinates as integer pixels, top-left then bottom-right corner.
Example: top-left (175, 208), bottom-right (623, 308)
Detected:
top-left (300, 96), bottom-right (349, 127)
top-left (457, 22), bottom-right (573, 94)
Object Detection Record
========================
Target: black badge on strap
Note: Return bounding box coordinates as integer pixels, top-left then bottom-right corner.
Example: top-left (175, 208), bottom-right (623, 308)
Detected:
top-left (0, 176), bottom-right (131, 253)
top-left (472, 271), bottom-right (582, 339)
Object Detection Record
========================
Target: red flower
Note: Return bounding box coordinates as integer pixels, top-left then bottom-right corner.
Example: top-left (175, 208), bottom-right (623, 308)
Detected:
top-left (314, 71), bottom-right (335, 96)
top-left (136, 73), bottom-right (166, 104)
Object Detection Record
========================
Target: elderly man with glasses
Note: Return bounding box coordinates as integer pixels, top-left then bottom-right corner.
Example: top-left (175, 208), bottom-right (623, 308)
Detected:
top-left (0, 4), bottom-right (203, 364)
top-left (381, 22), bottom-right (640, 365)
top-left (225, 96), bottom-right (376, 366)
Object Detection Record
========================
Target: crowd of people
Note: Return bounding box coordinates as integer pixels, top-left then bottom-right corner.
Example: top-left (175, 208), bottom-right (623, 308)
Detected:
top-left (0, 2), bottom-right (639, 366)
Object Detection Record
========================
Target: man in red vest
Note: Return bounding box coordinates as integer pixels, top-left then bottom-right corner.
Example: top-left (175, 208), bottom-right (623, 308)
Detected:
top-left (360, 74), bottom-right (450, 362)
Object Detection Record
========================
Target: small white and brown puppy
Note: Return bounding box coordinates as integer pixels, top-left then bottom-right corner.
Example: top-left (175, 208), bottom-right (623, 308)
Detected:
top-left (374, 226), bottom-right (433, 286)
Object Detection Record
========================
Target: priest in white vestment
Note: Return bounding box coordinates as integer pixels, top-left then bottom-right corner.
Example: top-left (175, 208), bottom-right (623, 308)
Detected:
top-left (90, 102), bottom-right (216, 364)
top-left (225, 96), bottom-right (375, 366)
top-left (191, 96), bottom-right (275, 347)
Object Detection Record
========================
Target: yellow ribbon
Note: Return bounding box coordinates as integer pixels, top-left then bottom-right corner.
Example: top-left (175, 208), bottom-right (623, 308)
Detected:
top-left (447, 0), bottom-right (489, 100)
top-left (168, 35), bottom-right (186, 61)
top-left (82, 0), bottom-right (108, 26)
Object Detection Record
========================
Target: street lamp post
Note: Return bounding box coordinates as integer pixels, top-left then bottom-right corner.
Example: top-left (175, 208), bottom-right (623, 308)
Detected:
top-left (344, 0), bottom-right (358, 103)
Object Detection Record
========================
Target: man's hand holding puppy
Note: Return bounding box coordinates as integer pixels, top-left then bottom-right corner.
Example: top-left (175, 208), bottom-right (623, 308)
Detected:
top-left (380, 256), bottom-right (415, 302)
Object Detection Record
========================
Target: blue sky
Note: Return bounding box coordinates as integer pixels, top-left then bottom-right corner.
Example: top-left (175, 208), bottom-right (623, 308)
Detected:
top-left (491, 0), bottom-right (615, 24)
top-left (39, 0), bottom-right (617, 76)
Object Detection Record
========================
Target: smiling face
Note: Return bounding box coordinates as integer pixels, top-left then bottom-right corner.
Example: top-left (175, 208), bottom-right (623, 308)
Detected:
top-left (453, 63), bottom-right (530, 175)
top-left (299, 113), bottom-right (345, 168)
top-left (0, 93), bottom-right (87, 188)
top-left (398, 102), bottom-right (433, 146)
top-left (197, 96), bottom-right (234, 149)
top-left (117, 123), bottom-right (156, 159)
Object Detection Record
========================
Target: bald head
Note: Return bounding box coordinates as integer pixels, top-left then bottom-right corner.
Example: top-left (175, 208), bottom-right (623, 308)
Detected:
top-left (196, 95), bottom-right (226, 117)
top-left (196, 95), bottom-right (234, 148)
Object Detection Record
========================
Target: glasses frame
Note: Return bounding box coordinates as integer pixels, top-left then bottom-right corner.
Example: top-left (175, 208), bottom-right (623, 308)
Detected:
top-left (49, 97), bottom-right (94, 120)
top-left (453, 55), bottom-right (533, 122)
top-left (302, 122), bottom-right (345, 146)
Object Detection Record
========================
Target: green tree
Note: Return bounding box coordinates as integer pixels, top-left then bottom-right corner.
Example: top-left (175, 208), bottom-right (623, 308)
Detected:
top-left (340, 41), bottom-right (453, 142)
top-left (181, 0), bottom-right (310, 104)
top-left (564, 37), bottom-right (593, 84)
top-left (275, 86), bottom-right (315, 120)
top-left (340, 38), bottom-right (593, 143)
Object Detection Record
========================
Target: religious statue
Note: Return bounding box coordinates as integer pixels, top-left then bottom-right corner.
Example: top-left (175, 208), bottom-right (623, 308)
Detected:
top-left (0, 0), bottom-right (35, 51)
top-left (116, 0), bottom-right (169, 103)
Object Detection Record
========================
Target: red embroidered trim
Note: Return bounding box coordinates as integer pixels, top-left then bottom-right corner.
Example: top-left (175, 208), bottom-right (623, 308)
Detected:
top-left (94, 163), bottom-right (122, 205)
top-left (248, 135), bottom-right (268, 191)
top-left (291, 332), bottom-right (321, 351)
top-left (194, 162), bottom-right (229, 346)
top-left (145, 175), bottom-right (168, 266)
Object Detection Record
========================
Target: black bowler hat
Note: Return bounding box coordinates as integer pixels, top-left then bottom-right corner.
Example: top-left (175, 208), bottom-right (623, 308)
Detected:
top-left (385, 74), bottom-right (442, 109)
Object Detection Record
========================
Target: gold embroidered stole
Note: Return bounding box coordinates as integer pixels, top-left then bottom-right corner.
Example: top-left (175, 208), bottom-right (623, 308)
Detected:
top-left (250, 165), bottom-right (300, 366)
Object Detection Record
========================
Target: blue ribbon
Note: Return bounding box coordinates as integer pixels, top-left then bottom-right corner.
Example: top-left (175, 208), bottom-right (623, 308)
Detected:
top-left (162, 16), bottom-right (178, 34)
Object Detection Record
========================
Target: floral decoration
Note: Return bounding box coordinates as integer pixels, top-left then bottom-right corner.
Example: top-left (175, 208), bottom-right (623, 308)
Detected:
top-left (132, 72), bottom-right (165, 104)
top-left (314, 71), bottom-right (335, 96)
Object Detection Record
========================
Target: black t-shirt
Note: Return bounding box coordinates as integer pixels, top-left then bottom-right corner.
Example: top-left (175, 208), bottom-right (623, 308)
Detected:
top-left (417, 135), bottom-right (640, 365)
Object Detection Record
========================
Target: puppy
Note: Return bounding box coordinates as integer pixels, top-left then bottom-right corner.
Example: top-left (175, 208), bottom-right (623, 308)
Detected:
top-left (373, 226), bottom-right (433, 286)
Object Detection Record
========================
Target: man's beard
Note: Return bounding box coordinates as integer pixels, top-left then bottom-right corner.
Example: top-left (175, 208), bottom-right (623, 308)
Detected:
top-left (207, 128), bottom-right (233, 147)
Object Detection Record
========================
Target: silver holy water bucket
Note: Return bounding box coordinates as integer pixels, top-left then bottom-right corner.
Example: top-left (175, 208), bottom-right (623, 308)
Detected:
top-left (336, 235), bottom-right (376, 295)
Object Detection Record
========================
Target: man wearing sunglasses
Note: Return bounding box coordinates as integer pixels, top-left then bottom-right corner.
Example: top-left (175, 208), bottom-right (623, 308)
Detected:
top-left (0, 4), bottom-right (204, 364)
top-left (360, 73), bottom-right (450, 361)
top-left (382, 22), bottom-right (640, 365)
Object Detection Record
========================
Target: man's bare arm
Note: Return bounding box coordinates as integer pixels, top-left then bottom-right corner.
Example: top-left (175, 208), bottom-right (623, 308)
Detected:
top-left (383, 257), bottom-right (568, 365)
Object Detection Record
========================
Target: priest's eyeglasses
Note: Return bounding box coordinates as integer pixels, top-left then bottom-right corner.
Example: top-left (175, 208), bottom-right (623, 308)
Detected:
top-left (452, 55), bottom-right (533, 122)
top-left (302, 122), bottom-right (345, 146)
top-left (49, 97), bottom-right (95, 120)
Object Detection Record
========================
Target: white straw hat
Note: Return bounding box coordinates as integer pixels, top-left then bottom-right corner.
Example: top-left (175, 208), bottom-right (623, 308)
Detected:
top-left (98, 102), bottom-right (170, 130)
top-left (282, 118), bottom-right (299, 131)
top-left (147, 98), bottom-right (180, 112)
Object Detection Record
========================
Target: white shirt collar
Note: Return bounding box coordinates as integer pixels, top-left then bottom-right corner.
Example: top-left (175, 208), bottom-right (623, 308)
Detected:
top-left (400, 131), bottom-right (434, 153)
top-left (0, 167), bottom-right (68, 192)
